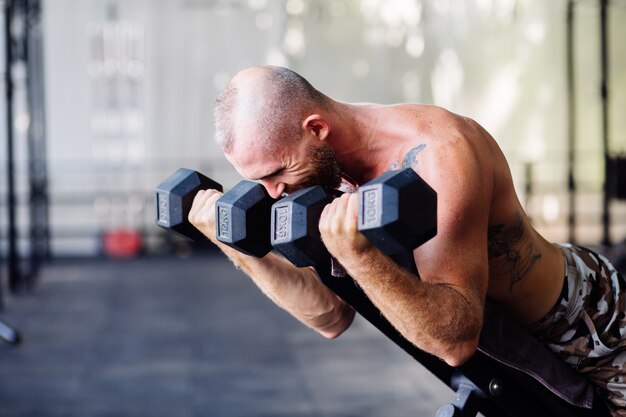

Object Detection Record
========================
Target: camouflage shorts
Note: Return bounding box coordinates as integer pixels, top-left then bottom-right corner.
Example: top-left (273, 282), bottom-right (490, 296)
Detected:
top-left (526, 243), bottom-right (626, 416)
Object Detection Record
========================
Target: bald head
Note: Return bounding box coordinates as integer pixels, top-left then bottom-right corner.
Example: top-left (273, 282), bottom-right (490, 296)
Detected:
top-left (214, 66), bottom-right (331, 152)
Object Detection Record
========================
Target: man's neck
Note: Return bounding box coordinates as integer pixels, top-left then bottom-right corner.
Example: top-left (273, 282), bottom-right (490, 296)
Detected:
top-left (329, 102), bottom-right (396, 185)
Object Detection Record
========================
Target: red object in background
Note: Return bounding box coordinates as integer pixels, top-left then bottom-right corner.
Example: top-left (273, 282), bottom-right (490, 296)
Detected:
top-left (102, 229), bottom-right (143, 259)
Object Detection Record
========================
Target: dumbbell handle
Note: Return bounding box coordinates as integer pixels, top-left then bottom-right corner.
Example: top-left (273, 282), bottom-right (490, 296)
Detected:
top-left (330, 257), bottom-right (347, 277)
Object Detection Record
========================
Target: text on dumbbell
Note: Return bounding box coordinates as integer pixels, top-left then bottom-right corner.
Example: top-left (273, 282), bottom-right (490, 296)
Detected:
top-left (217, 206), bottom-right (230, 239)
top-left (157, 192), bottom-right (169, 225)
top-left (273, 206), bottom-right (290, 242)
top-left (362, 188), bottom-right (380, 227)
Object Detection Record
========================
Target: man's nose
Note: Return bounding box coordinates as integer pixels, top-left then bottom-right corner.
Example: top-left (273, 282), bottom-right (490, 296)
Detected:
top-left (261, 180), bottom-right (286, 199)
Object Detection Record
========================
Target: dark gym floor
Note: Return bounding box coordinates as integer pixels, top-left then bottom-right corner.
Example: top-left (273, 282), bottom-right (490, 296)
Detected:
top-left (0, 250), bottom-right (451, 417)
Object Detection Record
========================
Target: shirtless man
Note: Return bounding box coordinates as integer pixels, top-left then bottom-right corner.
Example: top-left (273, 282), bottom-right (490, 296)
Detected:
top-left (188, 66), bottom-right (626, 415)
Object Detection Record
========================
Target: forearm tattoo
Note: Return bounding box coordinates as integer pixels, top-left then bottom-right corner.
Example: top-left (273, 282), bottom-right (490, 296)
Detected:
top-left (488, 212), bottom-right (542, 290)
top-left (387, 144), bottom-right (427, 171)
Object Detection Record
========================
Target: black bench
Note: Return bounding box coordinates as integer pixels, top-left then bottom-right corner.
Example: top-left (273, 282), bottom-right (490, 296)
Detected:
top-left (316, 268), bottom-right (611, 417)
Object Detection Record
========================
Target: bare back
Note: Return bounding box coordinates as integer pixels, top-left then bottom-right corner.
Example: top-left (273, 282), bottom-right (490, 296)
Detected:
top-left (359, 104), bottom-right (564, 327)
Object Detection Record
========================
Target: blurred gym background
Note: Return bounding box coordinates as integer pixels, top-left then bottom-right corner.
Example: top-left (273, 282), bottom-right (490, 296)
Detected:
top-left (0, 0), bottom-right (625, 416)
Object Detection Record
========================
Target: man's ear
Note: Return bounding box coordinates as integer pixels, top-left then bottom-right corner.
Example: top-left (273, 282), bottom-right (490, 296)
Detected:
top-left (302, 114), bottom-right (329, 142)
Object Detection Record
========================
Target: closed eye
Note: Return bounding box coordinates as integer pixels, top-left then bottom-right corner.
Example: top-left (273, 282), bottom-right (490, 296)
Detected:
top-left (258, 167), bottom-right (284, 181)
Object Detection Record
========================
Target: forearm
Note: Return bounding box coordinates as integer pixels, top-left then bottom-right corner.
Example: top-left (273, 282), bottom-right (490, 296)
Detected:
top-left (187, 190), bottom-right (354, 338)
top-left (216, 240), bottom-right (355, 338)
top-left (339, 246), bottom-right (482, 365)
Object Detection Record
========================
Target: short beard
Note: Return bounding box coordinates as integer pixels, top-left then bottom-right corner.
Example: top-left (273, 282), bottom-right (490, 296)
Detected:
top-left (284, 144), bottom-right (342, 194)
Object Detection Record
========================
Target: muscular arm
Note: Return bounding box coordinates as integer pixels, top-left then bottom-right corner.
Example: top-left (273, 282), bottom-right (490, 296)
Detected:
top-left (320, 193), bottom-right (485, 366)
top-left (349, 252), bottom-right (482, 364)
top-left (320, 118), bottom-right (492, 366)
top-left (189, 189), bottom-right (355, 338)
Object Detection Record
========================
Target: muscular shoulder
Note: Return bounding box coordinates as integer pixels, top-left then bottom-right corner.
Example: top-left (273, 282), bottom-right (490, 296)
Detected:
top-left (390, 103), bottom-right (474, 126)
top-left (384, 105), bottom-right (485, 150)
top-left (386, 106), bottom-right (491, 174)
top-left (374, 104), bottom-right (500, 194)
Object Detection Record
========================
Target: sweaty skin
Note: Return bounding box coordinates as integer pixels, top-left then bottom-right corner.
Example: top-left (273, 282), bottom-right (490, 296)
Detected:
top-left (190, 67), bottom-right (564, 367)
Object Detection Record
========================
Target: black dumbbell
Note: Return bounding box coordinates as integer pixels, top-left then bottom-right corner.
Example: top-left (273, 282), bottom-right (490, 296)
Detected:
top-left (155, 168), bottom-right (274, 257)
top-left (269, 167), bottom-right (437, 271)
top-left (357, 167), bottom-right (437, 255)
top-left (270, 185), bottom-right (335, 270)
top-left (155, 168), bottom-right (222, 241)
top-left (215, 180), bottom-right (275, 257)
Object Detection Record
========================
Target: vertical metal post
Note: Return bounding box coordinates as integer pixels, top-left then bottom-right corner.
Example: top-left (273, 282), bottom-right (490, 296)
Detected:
top-left (600, 0), bottom-right (611, 246)
top-left (25, 0), bottom-right (49, 278)
top-left (566, 0), bottom-right (576, 244)
top-left (0, 0), bottom-right (25, 346)
top-left (4, 0), bottom-right (22, 292)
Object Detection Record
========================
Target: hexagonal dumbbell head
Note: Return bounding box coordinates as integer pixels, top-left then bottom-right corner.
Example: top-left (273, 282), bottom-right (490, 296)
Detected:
top-left (358, 168), bottom-right (437, 256)
top-left (155, 168), bottom-right (223, 241)
top-left (215, 180), bottom-right (275, 258)
top-left (271, 186), bottom-right (332, 269)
